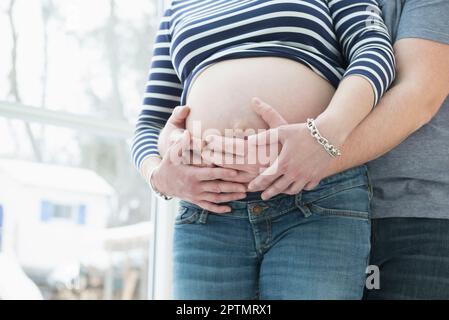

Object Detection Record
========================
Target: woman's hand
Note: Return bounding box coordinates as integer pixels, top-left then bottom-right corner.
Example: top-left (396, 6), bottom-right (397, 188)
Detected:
top-left (202, 98), bottom-right (335, 200)
top-left (201, 136), bottom-right (277, 184)
top-left (246, 122), bottom-right (331, 200)
top-left (246, 76), bottom-right (376, 200)
top-left (201, 98), bottom-right (284, 184)
top-left (151, 130), bottom-right (248, 213)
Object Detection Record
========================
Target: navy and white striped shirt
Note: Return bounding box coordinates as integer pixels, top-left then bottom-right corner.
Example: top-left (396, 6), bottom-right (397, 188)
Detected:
top-left (132, 0), bottom-right (395, 170)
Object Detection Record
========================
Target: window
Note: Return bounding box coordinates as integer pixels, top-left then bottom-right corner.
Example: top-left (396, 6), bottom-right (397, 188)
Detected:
top-left (0, 0), bottom-right (167, 300)
top-left (40, 201), bottom-right (86, 224)
top-left (53, 204), bottom-right (72, 220)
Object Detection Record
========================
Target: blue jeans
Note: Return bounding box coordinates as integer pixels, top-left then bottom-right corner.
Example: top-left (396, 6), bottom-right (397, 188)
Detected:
top-left (173, 166), bottom-right (372, 300)
top-left (366, 218), bottom-right (449, 300)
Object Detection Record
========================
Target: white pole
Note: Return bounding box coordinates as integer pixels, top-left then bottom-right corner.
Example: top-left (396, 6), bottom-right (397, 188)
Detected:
top-left (147, 0), bottom-right (177, 300)
top-left (152, 199), bottom-right (176, 300)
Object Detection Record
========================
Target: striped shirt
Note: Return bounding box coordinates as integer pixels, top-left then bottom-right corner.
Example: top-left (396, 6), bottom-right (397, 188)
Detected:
top-left (132, 0), bottom-right (395, 170)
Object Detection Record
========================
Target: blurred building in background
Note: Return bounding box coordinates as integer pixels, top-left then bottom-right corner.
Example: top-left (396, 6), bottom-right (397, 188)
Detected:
top-left (103, 221), bottom-right (153, 300)
top-left (0, 159), bottom-right (112, 299)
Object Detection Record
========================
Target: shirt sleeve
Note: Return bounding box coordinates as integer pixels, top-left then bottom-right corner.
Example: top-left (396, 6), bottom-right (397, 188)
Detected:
top-left (396, 0), bottom-right (449, 45)
top-left (131, 8), bottom-right (183, 171)
top-left (327, 0), bottom-right (396, 106)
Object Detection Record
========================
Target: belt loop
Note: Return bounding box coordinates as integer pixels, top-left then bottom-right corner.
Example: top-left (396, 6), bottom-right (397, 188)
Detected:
top-left (198, 209), bottom-right (209, 224)
top-left (295, 192), bottom-right (302, 205)
top-left (295, 192), bottom-right (312, 218)
top-left (365, 166), bottom-right (374, 201)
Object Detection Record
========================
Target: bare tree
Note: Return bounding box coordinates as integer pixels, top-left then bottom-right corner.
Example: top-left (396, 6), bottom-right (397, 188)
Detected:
top-left (77, 0), bottom-right (154, 226)
top-left (41, 0), bottom-right (52, 109)
top-left (36, 0), bottom-right (56, 158)
top-left (7, 0), bottom-right (42, 161)
top-left (4, 0), bottom-right (155, 225)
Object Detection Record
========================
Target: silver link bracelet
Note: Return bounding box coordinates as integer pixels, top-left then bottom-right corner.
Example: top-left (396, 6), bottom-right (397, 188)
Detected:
top-left (306, 118), bottom-right (342, 158)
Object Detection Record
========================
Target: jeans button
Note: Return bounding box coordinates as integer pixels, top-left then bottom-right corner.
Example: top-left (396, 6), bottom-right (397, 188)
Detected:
top-left (252, 204), bottom-right (264, 215)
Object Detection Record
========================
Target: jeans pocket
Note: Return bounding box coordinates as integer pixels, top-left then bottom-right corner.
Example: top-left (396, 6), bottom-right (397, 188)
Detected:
top-left (308, 185), bottom-right (371, 220)
top-left (175, 205), bottom-right (201, 225)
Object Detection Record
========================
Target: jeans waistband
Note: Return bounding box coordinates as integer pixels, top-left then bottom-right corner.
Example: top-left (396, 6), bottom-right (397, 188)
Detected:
top-left (242, 191), bottom-right (264, 202)
top-left (239, 165), bottom-right (369, 202)
top-left (179, 165), bottom-right (369, 219)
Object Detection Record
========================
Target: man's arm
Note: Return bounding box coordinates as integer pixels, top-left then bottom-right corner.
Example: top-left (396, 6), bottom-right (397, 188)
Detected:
top-left (324, 38), bottom-right (449, 178)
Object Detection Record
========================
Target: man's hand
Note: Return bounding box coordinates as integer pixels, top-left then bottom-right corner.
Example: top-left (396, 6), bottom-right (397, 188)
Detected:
top-left (152, 130), bottom-right (247, 213)
top-left (158, 105), bottom-right (191, 157)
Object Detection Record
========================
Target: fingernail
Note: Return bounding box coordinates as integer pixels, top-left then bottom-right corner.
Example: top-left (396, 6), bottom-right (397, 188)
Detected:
top-left (252, 97), bottom-right (261, 106)
top-left (262, 193), bottom-right (271, 201)
top-left (248, 184), bottom-right (255, 191)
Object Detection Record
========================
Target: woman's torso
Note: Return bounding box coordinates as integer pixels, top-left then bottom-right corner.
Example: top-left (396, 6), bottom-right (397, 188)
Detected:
top-left (166, 0), bottom-right (343, 137)
top-left (169, 0), bottom-right (346, 95)
top-left (186, 56), bottom-right (335, 137)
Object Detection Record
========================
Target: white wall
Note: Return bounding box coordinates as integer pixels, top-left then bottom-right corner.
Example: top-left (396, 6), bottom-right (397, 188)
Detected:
top-left (0, 171), bottom-right (21, 256)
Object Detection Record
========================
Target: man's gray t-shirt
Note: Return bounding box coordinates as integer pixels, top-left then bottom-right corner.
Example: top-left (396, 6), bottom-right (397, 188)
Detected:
top-left (369, 0), bottom-right (449, 219)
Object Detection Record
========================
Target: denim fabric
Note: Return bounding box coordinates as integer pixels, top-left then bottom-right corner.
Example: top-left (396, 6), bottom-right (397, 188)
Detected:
top-left (366, 218), bottom-right (449, 300)
top-left (173, 166), bottom-right (372, 300)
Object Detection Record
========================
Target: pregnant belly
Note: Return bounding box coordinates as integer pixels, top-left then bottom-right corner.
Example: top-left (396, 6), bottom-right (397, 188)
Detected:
top-left (185, 56), bottom-right (336, 139)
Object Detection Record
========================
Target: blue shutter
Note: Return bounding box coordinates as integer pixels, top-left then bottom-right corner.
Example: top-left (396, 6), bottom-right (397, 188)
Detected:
top-left (0, 205), bottom-right (3, 227)
top-left (41, 201), bottom-right (53, 222)
top-left (78, 205), bottom-right (87, 225)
